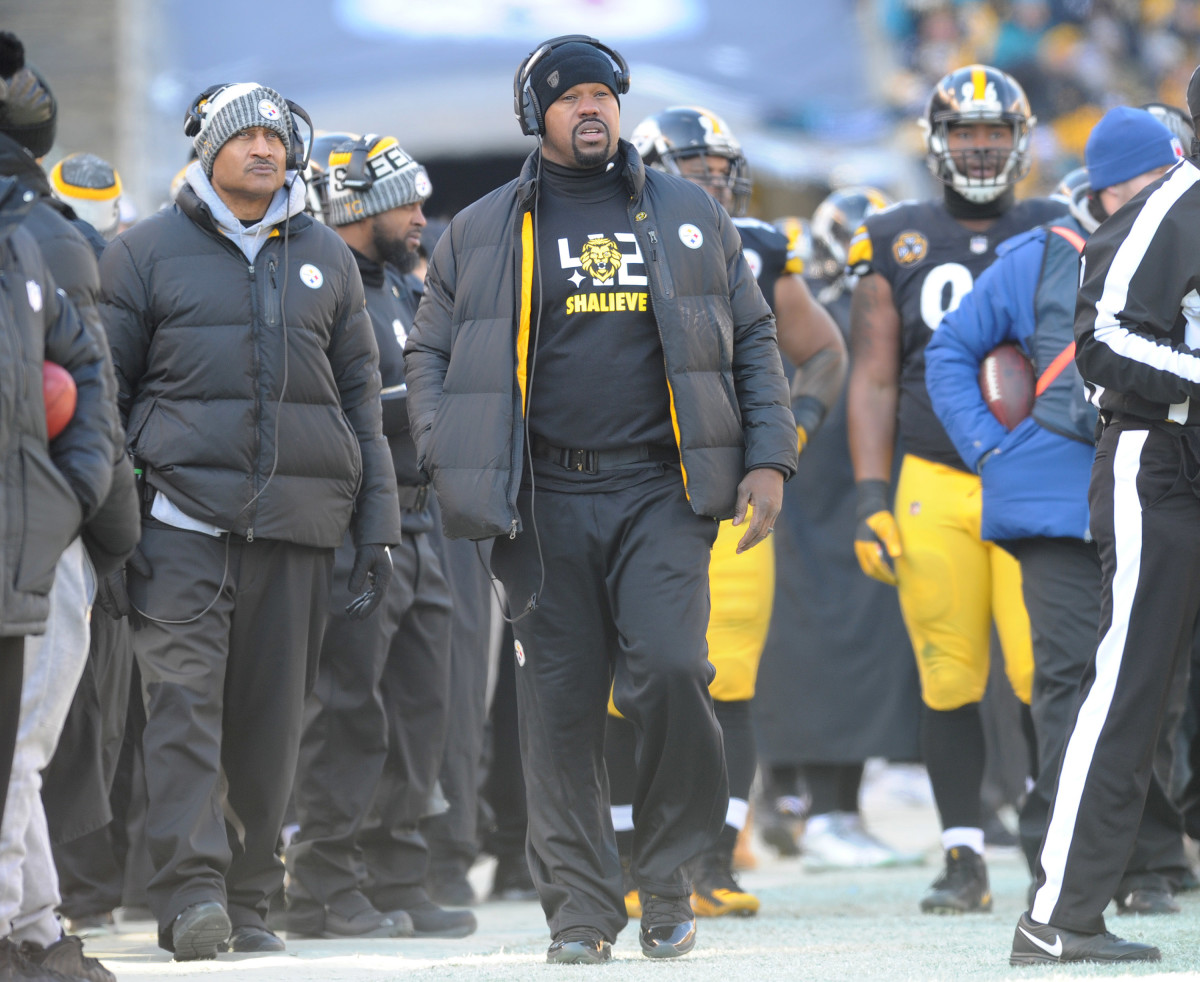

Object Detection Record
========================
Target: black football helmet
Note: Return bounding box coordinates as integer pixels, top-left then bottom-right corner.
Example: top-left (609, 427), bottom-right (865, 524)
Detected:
top-left (1051, 166), bottom-right (1102, 234)
top-left (304, 129), bottom-right (359, 223)
top-left (811, 186), bottom-right (894, 274)
top-left (631, 106), bottom-right (752, 216)
top-left (920, 64), bottom-right (1035, 203)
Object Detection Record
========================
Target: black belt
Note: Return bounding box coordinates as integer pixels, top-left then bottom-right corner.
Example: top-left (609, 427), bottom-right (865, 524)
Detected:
top-left (529, 436), bottom-right (677, 475)
top-left (396, 484), bottom-right (430, 511)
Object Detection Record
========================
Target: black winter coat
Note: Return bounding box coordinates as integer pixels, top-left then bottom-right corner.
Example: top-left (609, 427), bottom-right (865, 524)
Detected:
top-left (100, 182), bottom-right (401, 549)
top-left (0, 177), bottom-right (117, 635)
top-left (405, 141), bottom-right (797, 540)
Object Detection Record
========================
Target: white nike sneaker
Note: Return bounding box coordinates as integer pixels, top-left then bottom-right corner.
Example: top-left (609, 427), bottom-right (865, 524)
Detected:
top-left (801, 812), bottom-right (923, 871)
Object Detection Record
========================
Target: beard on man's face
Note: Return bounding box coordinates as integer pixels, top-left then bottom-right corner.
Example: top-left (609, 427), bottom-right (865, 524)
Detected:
top-left (372, 223), bottom-right (420, 274)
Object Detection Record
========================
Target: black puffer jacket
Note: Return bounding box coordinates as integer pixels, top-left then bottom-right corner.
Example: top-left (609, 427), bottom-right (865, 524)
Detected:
top-left (100, 182), bottom-right (401, 549)
top-left (0, 177), bottom-right (117, 635)
top-left (405, 141), bottom-right (797, 540)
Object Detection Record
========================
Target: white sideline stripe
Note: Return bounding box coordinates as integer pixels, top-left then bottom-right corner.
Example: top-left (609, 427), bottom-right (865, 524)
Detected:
top-left (611, 804), bottom-right (634, 832)
top-left (726, 797), bottom-right (749, 830)
top-left (1092, 165), bottom-right (1200, 389)
top-left (1031, 428), bottom-right (1148, 924)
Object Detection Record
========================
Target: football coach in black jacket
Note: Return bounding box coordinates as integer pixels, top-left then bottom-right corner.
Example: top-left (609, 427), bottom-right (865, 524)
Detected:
top-left (99, 83), bottom-right (401, 960)
top-left (404, 36), bottom-right (797, 964)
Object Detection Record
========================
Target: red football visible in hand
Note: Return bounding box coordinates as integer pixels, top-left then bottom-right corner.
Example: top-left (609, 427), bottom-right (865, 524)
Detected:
top-left (979, 343), bottom-right (1034, 431)
top-left (42, 361), bottom-right (77, 440)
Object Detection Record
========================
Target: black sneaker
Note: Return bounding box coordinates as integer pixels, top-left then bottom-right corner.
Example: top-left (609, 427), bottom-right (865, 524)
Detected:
top-left (691, 850), bottom-right (759, 918)
top-left (546, 927), bottom-right (611, 964)
top-left (1115, 887), bottom-right (1181, 915)
top-left (219, 926), bottom-right (286, 952)
top-left (0, 938), bottom-right (80, 982)
top-left (426, 866), bottom-right (476, 907)
top-left (397, 899), bottom-right (477, 938)
top-left (171, 901), bottom-right (231, 961)
top-left (1010, 911), bottom-right (1160, 964)
top-left (919, 846), bottom-right (992, 913)
top-left (639, 893), bottom-right (696, 959)
top-left (20, 935), bottom-right (115, 982)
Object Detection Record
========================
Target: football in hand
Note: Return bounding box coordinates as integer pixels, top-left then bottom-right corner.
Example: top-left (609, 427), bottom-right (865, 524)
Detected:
top-left (979, 343), bottom-right (1034, 431)
top-left (42, 361), bottom-right (77, 440)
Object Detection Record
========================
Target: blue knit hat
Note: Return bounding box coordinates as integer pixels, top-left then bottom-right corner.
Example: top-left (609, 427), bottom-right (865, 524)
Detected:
top-left (1086, 107), bottom-right (1182, 192)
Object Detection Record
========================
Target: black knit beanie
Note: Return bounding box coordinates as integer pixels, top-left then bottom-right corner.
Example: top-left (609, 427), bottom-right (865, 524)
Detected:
top-left (530, 41), bottom-right (620, 119)
top-left (0, 32), bottom-right (57, 158)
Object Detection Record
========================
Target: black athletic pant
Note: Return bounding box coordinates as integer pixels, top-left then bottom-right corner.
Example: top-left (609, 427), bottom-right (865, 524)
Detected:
top-left (1012, 536), bottom-right (1188, 896)
top-left (0, 637), bottom-right (23, 826)
top-left (1032, 422), bottom-right (1200, 934)
top-left (288, 529), bottom-right (452, 912)
top-left (481, 621), bottom-right (528, 863)
top-left (423, 534), bottom-right (493, 883)
top-left (129, 521), bottom-right (332, 950)
top-left (490, 469), bottom-right (726, 942)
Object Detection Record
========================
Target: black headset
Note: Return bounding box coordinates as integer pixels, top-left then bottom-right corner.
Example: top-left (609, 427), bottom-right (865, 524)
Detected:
top-left (183, 83), bottom-right (314, 172)
top-left (334, 134), bottom-right (377, 192)
top-left (512, 34), bottom-right (630, 137)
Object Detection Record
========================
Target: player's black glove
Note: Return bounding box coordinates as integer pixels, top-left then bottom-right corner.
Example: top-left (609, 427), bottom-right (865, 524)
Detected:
top-left (854, 479), bottom-right (901, 586)
top-left (345, 543), bottom-right (393, 620)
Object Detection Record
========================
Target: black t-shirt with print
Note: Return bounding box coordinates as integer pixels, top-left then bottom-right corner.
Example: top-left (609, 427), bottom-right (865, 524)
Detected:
top-left (526, 156), bottom-right (676, 490)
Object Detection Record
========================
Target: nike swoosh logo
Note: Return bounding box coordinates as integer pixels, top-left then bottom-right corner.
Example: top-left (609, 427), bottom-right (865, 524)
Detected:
top-left (1019, 925), bottom-right (1062, 958)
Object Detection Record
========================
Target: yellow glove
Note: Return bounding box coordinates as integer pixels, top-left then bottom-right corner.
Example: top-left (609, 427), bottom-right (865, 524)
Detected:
top-left (797, 425), bottom-right (808, 456)
top-left (854, 480), bottom-right (901, 585)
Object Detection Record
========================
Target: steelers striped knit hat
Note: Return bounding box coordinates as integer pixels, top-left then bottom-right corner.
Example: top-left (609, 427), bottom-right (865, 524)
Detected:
top-left (192, 82), bottom-right (292, 177)
top-left (325, 135), bottom-right (431, 227)
top-left (50, 152), bottom-right (122, 239)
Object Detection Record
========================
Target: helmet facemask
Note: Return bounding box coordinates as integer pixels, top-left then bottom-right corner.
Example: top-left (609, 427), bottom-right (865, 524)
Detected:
top-left (921, 112), bottom-right (1032, 204)
top-left (661, 147), bottom-right (752, 217)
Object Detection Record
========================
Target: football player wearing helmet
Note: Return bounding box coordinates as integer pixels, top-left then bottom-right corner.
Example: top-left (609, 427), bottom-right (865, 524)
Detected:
top-left (604, 106), bottom-right (844, 920)
top-left (846, 64), bottom-right (1066, 915)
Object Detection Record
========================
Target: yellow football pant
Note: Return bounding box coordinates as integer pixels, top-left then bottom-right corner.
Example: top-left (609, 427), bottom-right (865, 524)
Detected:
top-left (893, 454), bottom-right (1033, 711)
top-left (610, 518), bottom-right (774, 716)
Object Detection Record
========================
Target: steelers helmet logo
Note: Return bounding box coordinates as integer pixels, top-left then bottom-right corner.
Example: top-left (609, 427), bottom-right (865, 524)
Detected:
top-left (258, 99), bottom-right (281, 121)
top-left (892, 231), bottom-right (928, 265)
top-left (579, 236), bottom-right (623, 284)
top-left (679, 223), bottom-right (704, 249)
top-left (743, 248), bottom-right (762, 280)
top-left (299, 264), bottom-right (324, 289)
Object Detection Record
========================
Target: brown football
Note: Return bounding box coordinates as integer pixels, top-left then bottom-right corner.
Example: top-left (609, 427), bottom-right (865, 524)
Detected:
top-left (978, 343), bottom-right (1034, 431)
top-left (42, 361), bottom-right (77, 440)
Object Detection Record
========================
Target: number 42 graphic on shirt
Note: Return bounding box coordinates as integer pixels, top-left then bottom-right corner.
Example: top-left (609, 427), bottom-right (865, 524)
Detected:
top-left (558, 233), bottom-right (649, 287)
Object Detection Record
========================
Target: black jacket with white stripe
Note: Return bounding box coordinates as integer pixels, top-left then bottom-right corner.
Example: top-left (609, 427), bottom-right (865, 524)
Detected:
top-left (1075, 157), bottom-right (1200, 426)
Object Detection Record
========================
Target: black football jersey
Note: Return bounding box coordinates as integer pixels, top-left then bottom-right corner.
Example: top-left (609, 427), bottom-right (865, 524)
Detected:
top-left (734, 216), bottom-right (799, 312)
top-left (848, 197), bottom-right (1066, 469)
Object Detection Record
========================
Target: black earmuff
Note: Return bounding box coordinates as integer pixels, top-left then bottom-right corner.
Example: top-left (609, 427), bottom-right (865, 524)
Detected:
top-left (512, 34), bottom-right (630, 138)
top-left (183, 83), bottom-right (313, 172)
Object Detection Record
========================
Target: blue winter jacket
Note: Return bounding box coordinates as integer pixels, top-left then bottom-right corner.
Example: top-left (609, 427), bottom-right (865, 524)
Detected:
top-left (925, 226), bottom-right (1094, 543)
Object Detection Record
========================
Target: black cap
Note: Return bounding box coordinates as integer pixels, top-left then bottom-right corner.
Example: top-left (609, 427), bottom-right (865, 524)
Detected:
top-left (0, 33), bottom-right (57, 158)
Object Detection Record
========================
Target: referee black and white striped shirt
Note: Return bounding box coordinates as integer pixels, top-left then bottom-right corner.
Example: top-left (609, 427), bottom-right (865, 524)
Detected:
top-left (1075, 157), bottom-right (1200, 425)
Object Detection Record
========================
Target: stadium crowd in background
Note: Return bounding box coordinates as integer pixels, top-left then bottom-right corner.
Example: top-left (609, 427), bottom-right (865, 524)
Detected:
top-left (8, 9), bottom-right (1200, 978)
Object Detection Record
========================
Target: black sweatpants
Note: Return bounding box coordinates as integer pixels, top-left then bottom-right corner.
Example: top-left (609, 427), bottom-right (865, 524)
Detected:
top-left (489, 469), bottom-right (726, 942)
top-left (1013, 536), bottom-right (1188, 894)
top-left (0, 637), bottom-right (23, 826)
top-left (288, 529), bottom-right (452, 911)
top-left (129, 521), bottom-right (332, 950)
top-left (1032, 422), bottom-right (1200, 934)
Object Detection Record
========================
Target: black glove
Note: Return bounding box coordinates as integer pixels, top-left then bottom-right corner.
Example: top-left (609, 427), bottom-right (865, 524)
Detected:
top-left (93, 546), bottom-right (152, 626)
top-left (853, 479), bottom-right (901, 586)
top-left (345, 544), bottom-right (393, 620)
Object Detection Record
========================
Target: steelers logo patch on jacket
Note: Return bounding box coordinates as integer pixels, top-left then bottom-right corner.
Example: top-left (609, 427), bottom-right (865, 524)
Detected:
top-left (561, 232), bottom-right (649, 316)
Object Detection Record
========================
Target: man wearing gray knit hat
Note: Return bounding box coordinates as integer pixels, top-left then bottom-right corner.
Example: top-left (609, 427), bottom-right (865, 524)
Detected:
top-left (99, 83), bottom-right (401, 961)
top-left (286, 134), bottom-right (474, 942)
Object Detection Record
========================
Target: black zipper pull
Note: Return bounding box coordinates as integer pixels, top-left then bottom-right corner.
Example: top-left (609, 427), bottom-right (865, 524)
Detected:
top-left (648, 229), bottom-right (658, 261)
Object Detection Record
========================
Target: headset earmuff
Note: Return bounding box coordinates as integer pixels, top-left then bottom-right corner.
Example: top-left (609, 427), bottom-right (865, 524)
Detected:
top-left (513, 34), bottom-right (630, 137)
top-left (340, 135), bottom-right (375, 192)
